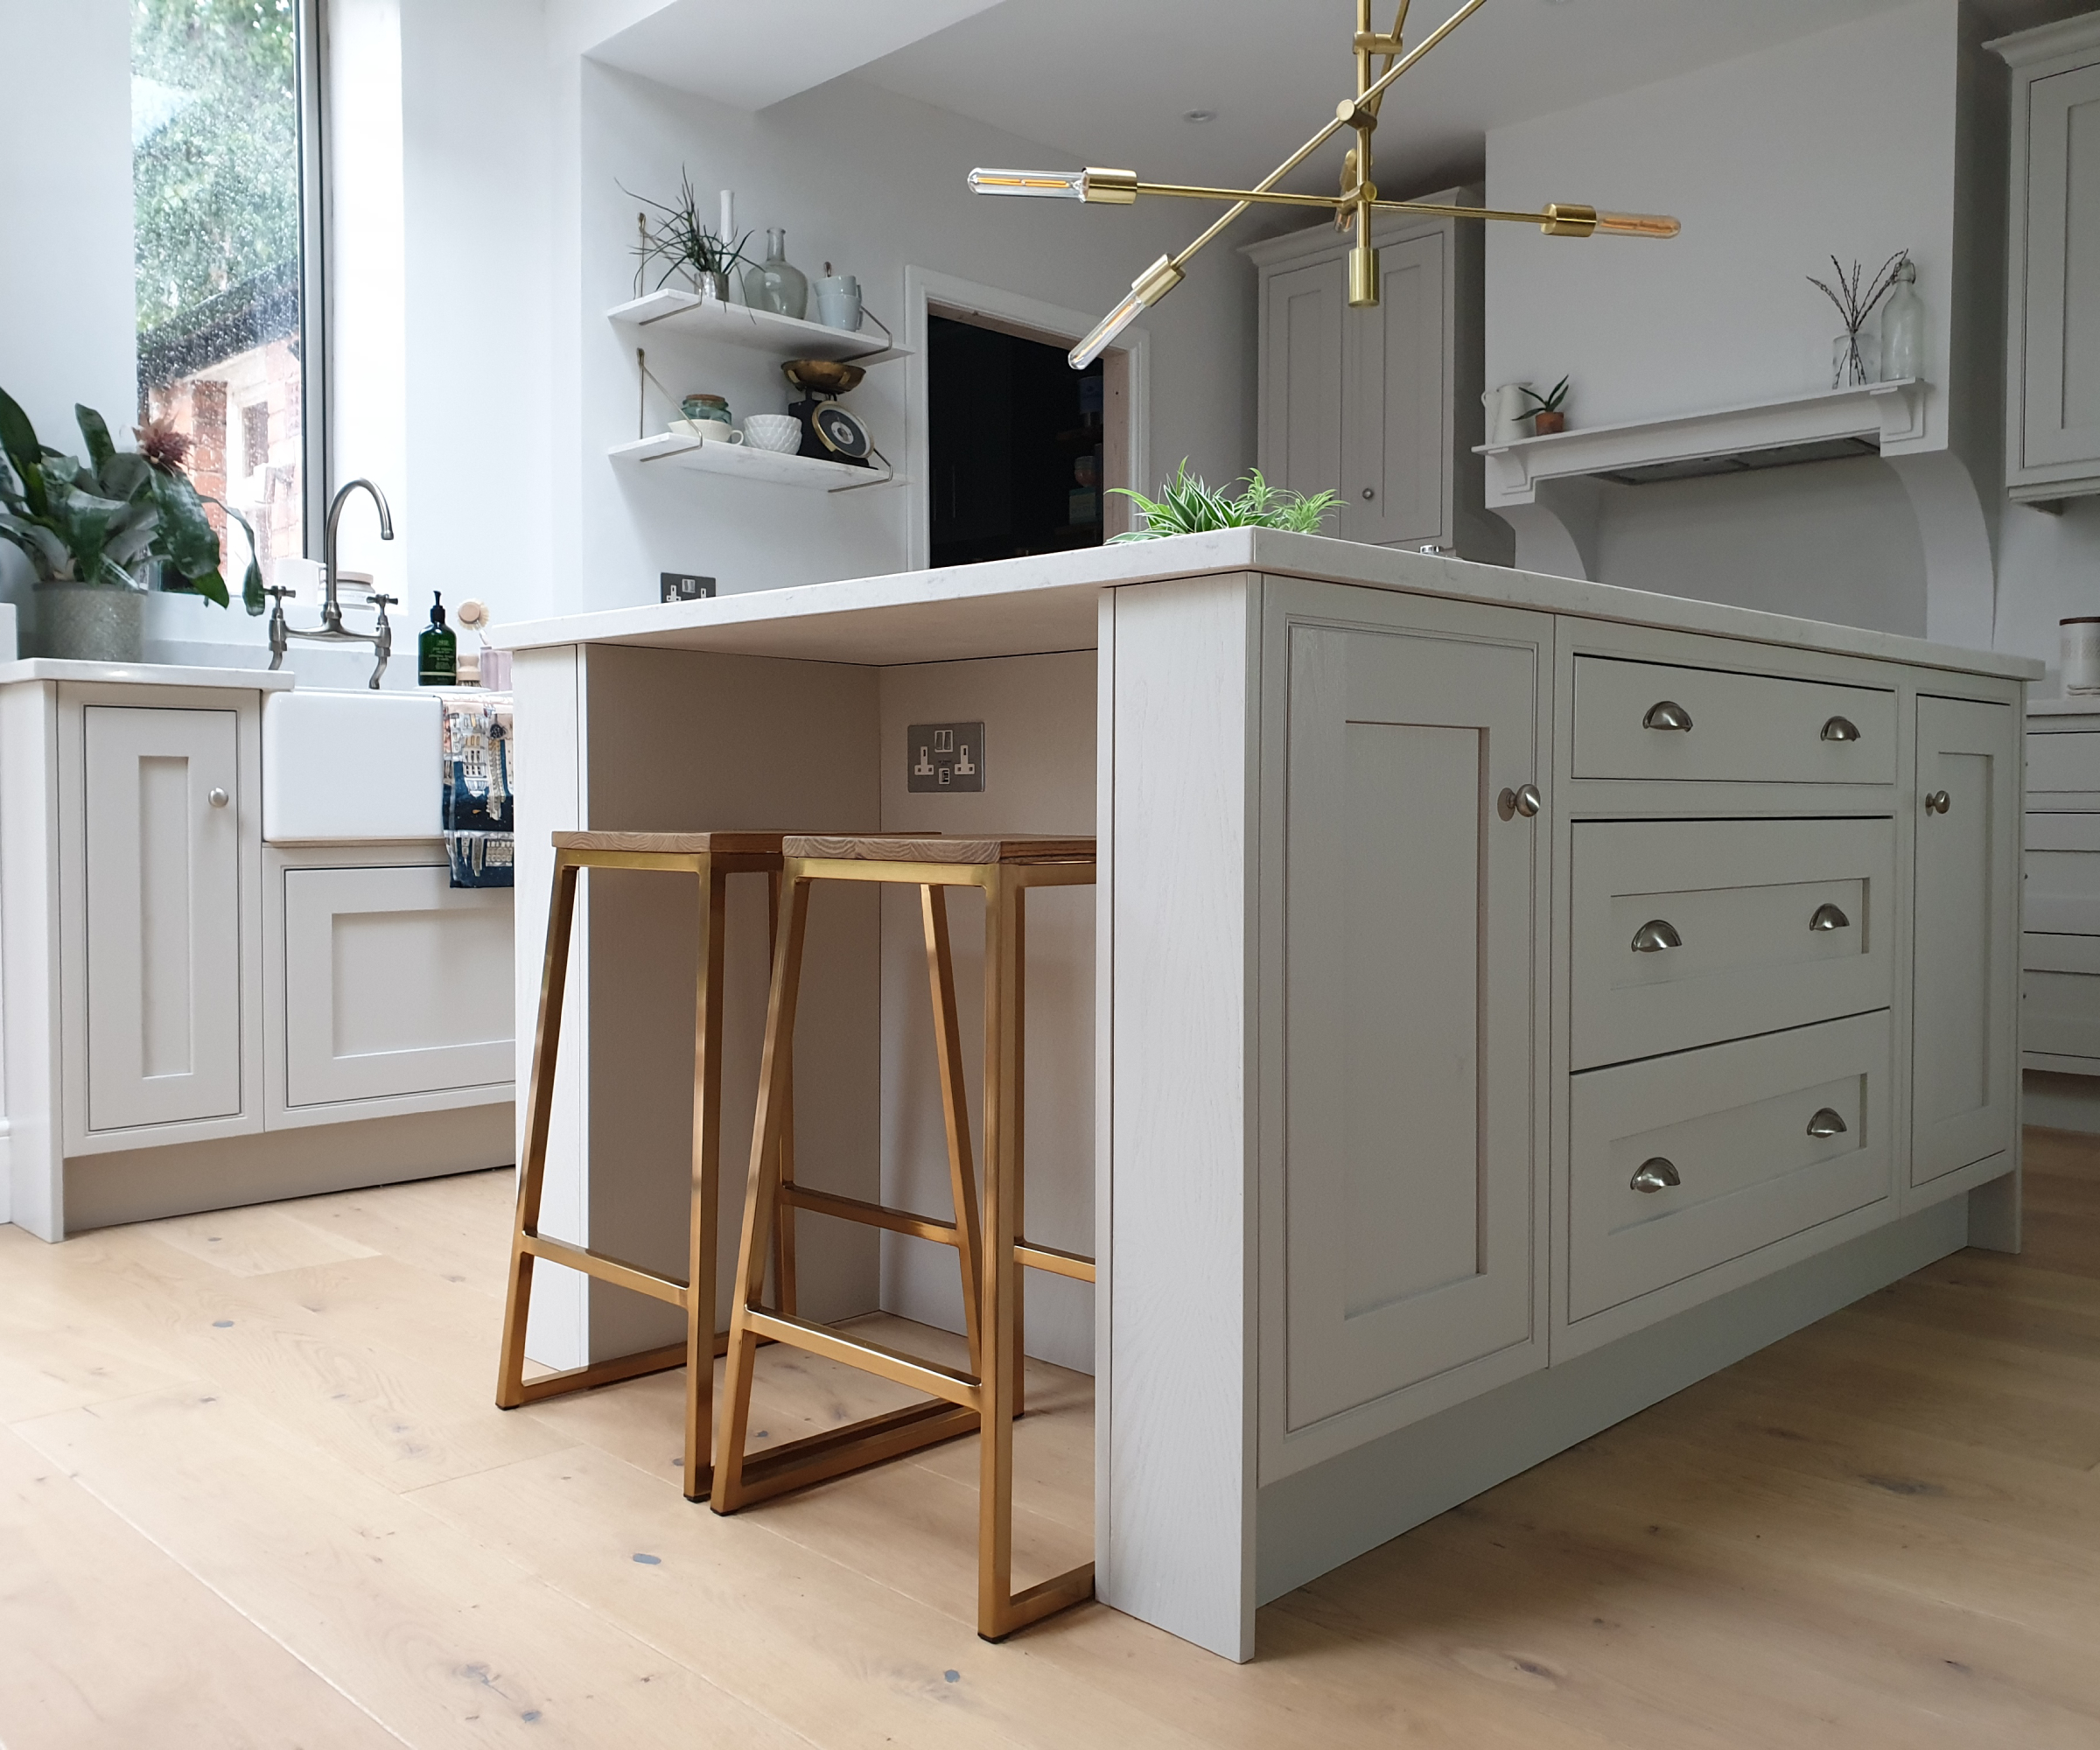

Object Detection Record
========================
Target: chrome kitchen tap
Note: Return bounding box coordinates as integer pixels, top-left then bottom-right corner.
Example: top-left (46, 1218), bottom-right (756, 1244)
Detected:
top-left (267, 479), bottom-right (397, 689)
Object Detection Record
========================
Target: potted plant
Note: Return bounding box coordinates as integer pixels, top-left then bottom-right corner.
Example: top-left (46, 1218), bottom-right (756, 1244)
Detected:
top-left (0, 388), bottom-right (262, 662)
top-left (625, 169), bottom-right (752, 303)
top-left (1109, 461), bottom-right (1342, 541)
top-left (1522, 375), bottom-right (1571, 436)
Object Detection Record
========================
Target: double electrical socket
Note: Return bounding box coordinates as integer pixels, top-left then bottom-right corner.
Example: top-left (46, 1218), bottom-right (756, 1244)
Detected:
top-left (907, 722), bottom-right (985, 792)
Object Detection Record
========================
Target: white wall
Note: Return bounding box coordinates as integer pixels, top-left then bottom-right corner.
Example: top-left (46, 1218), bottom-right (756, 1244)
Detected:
top-left (564, 62), bottom-right (1254, 611)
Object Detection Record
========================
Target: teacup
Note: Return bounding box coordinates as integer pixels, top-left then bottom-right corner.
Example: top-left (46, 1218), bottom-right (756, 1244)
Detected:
top-left (742, 414), bottom-right (803, 454)
top-left (668, 417), bottom-right (700, 438)
top-left (695, 422), bottom-right (745, 444)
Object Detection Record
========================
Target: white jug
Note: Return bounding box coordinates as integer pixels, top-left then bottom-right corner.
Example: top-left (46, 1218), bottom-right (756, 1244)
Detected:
top-left (1482, 382), bottom-right (1532, 446)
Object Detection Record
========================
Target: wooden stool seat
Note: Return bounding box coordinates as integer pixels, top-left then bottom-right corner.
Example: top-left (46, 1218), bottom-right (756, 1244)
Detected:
top-left (496, 830), bottom-right (788, 1502)
top-left (713, 834), bottom-right (1099, 1642)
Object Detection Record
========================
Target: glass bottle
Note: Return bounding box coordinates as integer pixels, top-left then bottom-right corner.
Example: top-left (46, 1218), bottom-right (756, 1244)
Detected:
top-left (1880, 258), bottom-right (1925, 382)
top-left (742, 228), bottom-right (809, 320)
top-left (419, 592), bottom-right (457, 686)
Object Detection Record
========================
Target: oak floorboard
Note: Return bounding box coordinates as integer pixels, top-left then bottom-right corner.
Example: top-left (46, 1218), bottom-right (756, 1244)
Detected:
top-left (0, 1424), bottom-right (399, 1750)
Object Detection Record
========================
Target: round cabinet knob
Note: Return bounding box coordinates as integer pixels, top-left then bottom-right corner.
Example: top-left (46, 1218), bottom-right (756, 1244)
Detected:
top-left (207, 788), bottom-right (229, 808)
top-left (1630, 1157), bottom-right (1681, 1194)
top-left (1925, 789), bottom-right (1952, 815)
top-left (1630, 919), bottom-right (1684, 953)
top-left (1362, 487), bottom-right (1376, 500)
top-left (1820, 715), bottom-right (1861, 743)
top-left (1642, 700), bottom-right (1694, 732)
top-left (1806, 1107), bottom-right (1849, 1138)
top-left (1809, 902), bottom-right (1850, 932)
top-left (1496, 782), bottom-right (1543, 821)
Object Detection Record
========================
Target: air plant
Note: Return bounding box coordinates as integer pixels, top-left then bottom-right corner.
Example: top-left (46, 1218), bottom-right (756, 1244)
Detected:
top-left (1110, 461), bottom-right (1342, 542)
top-left (623, 168), bottom-right (753, 297)
top-left (1809, 250), bottom-right (1909, 388)
top-left (0, 388), bottom-right (262, 610)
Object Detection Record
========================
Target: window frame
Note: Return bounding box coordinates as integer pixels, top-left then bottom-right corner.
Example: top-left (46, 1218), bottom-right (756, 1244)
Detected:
top-left (296, 0), bottom-right (330, 554)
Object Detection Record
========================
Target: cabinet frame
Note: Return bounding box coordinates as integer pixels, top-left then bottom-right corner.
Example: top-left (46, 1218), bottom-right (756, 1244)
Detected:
top-left (1255, 578), bottom-right (1553, 1481)
top-left (56, 683), bottom-right (266, 1158)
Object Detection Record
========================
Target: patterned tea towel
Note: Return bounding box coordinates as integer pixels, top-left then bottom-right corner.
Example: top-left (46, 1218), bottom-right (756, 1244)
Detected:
top-left (443, 695), bottom-right (514, 887)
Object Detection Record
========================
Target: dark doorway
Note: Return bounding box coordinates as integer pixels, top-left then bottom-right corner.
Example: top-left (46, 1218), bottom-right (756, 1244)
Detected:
top-left (928, 315), bottom-right (1106, 569)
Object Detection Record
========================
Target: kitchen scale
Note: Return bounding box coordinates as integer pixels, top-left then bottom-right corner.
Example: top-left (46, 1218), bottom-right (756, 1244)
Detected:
top-left (781, 358), bottom-right (875, 468)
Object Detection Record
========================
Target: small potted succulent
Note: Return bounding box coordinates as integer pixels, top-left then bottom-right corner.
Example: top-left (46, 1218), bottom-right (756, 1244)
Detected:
top-left (1522, 375), bottom-right (1571, 436)
top-left (0, 388), bottom-right (262, 662)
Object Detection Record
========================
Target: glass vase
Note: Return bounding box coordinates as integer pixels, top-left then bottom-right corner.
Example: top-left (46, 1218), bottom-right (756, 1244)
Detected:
top-left (742, 229), bottom-right (809, 320)
top-left (1880, 260), bottom-right (1925, 382)
top-left (1832, 327), bottom-right (1880, 389)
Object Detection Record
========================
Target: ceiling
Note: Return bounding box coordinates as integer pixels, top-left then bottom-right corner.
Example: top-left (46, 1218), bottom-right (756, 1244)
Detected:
top-left (849, 0), bottom-right (2098, 196)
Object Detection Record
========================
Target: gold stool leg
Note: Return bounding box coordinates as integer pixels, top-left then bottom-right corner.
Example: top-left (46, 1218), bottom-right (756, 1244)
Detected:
top-left (923, 885), bottom-right (985, 1373)
top-left (714, 871), bottom-right (813, 1514)
top-left (768, 869), bottom-right (800, 1318)
top-left (497, 851), bottom-right (582, 1409)
top-left (682, 860), bottom-right (729, 1501)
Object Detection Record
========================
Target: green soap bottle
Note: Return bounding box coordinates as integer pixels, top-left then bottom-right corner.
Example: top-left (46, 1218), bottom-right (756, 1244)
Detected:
top-left (419, 592), bottom-right (457, 686)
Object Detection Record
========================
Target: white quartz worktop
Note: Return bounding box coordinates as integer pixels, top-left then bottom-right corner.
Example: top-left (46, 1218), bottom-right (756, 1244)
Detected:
top-left (494, 529), bottom-right (2043, 680)
top-left (0, 657), bottom-right (296, 690)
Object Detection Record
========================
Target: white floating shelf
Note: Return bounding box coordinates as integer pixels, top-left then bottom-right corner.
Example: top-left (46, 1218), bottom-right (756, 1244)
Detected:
top-left (1475, 379), bottom-right (1928, 504)
top-left (607, 290), bottom-right (909, 366)
top-left (610, 431), bottom-right (900, 492)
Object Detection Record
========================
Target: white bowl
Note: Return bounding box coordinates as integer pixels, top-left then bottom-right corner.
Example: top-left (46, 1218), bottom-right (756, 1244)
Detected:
top-left (743, 415), bottom-right (803, 454)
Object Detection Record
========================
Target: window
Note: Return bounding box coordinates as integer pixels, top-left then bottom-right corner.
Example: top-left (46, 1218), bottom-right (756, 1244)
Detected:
top-left (132, 0), bottom-right (322, 590)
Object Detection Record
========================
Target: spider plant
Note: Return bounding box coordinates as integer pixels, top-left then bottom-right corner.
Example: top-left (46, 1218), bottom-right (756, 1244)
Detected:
top-left (624, 168), bottom-right (753, 296)
top-left (1109, 461), bottom-right (1342, 542)
top-left (1520, 375), bottom-right (1570, 416)
top-left (0, 388), bottom-right (262, 610)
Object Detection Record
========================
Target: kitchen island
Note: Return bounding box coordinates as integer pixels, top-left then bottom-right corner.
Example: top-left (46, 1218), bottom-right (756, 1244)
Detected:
top-left (495, 531), bottom-right (2038, 1661)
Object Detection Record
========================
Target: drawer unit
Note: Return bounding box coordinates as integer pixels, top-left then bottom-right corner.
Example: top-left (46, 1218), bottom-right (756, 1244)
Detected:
top-left (1572, 657), bottom-right (1895, 784)
top-left (2024, 934), bottom-right (2100, 1060)
top-left (1568, 1010), bottom-right (1894, 1321)
top-left (1571, 817), bottom-right (1894, 1070)
top-left (2026, 728), bottom-right (2100, 810)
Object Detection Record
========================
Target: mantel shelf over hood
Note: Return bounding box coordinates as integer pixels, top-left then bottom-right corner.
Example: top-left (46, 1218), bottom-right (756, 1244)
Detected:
top-left (1475, 379), bottom-right (1928, 505)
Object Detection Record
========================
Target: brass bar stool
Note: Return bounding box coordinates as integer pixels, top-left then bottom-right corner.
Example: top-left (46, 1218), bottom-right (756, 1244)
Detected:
top-left (495, 830), bottom-right (787, 1503)
top-left (713, 832), bottom-right (1098, 1642)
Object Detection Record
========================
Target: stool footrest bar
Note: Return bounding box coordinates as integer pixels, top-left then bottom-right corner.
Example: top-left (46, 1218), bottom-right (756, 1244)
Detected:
top-left (728, 1400), bottom-right (981, 1509)
top-left (984, 1563), bottom-right (1099, 1642)
top-left (1015, 1240), bottom-right (1096, 1283)
top-left (505, 1340), bottom-right (690, 1404)
top-left (522, 1232), bottom-right (689, 1307)
top-left (743, 1309), bottom-right (983, 1409)
top-left (781, 1182), bottom-right (962, 1248)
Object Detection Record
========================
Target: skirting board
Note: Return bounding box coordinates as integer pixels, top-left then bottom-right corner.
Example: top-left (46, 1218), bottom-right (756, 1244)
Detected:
top-left (2023, 1070), bottom-right (2100, 1135)
top-left (1255, 1191), bottom-right (1974, 1606)
top-left (61, 1101), bottom-right (514, 1234)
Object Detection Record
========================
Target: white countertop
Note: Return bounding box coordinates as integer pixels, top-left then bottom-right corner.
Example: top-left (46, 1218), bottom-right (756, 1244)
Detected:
top-left (0, 658), bottom-right (297, 690)
top-left (493, 530), bottom-right (2043, 680)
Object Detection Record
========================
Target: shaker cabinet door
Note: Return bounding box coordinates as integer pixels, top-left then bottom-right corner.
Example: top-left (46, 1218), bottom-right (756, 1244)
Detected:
top-left (1282, 609), bottom-right (1544, 1432)
top-left (2019, 60), bottom-right (2100, 472)
top-left (1911, 694), bottom-right (2020, 1185)
top-left (1262, 256), bottom-right (1347, 514)
top-left (83, 705), bottom-right (244, 1130)
top-left (1344, 231), bottom-right (1448, 548)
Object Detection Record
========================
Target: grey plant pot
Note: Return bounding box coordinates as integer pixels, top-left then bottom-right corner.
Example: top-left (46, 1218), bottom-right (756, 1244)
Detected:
top-left (35, 581), bottom-right (146, 663)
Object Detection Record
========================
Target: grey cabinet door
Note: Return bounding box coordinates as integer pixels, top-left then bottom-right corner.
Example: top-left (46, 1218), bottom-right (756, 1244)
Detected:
top-left (2020, 61), bottom-right (2100, 472)
top-left (1344, 231), bottom-right (1448, 548)
top-left (1912, 695), bottom-right (2020, 1184)
top-left (1262, 255), bottom-right (1346, 512)
top-left (84, 705), bottom-right (243, 1130)
top-left (1282, 611), bottom-right (1543, 1430)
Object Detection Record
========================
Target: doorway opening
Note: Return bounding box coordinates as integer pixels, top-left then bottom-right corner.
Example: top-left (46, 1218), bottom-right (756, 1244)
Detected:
top-left (927, 314), bottom-right (1118, 569)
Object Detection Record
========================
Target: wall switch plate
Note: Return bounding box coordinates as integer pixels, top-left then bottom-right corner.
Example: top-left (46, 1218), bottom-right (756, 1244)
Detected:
top-left (907, 722), bottom-right (985, 793)
top-left (661, 572), bottom-right (716, 602)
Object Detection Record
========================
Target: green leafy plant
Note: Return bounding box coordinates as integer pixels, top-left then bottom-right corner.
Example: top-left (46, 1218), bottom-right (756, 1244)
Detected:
top-left (1109, 461), bottom-right (1342, 542)
top-left (0, 388), bottom-right (262, 609)
top-left (1520, 375), bottom-right (1570, 416)
top-left (624, 169), bottom-right (753, 294)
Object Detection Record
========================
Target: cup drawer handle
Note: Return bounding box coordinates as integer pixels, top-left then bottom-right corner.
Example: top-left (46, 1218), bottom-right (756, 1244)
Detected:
top-left (1631, 1157), bottom-right (1682, 1194)
top-left (1642, 700), bottom-right (1694, 732)
top-left (1820, 715), bottom-right (1861, 742)
top-left (1630, 919), bottom-right (1684, 954)
top-left (1810, 903), bottom-right (1850, 932)
top-left (1807, 1108), bottom-right (1848, 1138)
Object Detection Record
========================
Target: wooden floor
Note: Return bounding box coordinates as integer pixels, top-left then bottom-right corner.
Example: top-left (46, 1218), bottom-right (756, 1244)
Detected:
top-left (3, 1138), bottom-right (2097, 1748)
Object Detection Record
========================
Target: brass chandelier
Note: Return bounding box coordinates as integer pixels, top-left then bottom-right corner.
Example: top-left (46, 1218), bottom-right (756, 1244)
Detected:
top-left (968, 0), bottom-right (1680, 368)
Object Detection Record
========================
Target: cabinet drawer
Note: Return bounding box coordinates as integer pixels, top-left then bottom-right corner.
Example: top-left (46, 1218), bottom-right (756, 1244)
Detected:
top-left (1571, 818), bottom-right (1893, 1070)
top-left (2026, 729), bottom-right (2100, 809)
top-left (2026, 843), bottom-right (2100, 934)
top-left (1572, 657), bottom-right (1895, 783)
top-left (1569, 1011), bottom-right (1893, 1321)
top-left (2024, 933), bottom-right (2100, 1059)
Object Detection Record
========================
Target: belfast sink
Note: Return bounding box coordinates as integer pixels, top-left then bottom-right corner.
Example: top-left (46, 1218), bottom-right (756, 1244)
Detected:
top-left (262, 688), bottom-right (443, 842)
